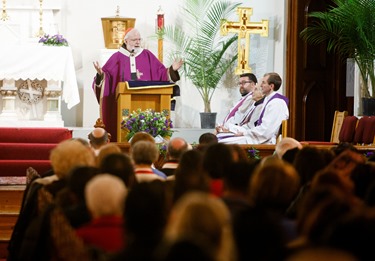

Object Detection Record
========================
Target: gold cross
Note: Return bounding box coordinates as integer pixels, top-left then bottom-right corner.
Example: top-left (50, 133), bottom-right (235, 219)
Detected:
top-left (221, 7), bottom-right (269, 75)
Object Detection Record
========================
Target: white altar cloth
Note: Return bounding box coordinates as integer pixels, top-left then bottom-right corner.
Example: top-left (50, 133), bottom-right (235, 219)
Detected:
top-left (0, 43), bottom-right (79, 109)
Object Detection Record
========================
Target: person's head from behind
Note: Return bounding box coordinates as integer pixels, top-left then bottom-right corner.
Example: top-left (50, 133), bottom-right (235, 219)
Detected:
top-left (124, 180), bottom-right (169, 241)
top-left (223, 161), bottom-right (259, 196)
top-left (249, 158), bottom-right (300, 212)
top-left (174, 150), bottom-right (209, 202)
top-left (130, 131), bottom-right (155, 147)
top-left (88, 127), bottom-right (109, 151)
top-left (197, 133), bottom-right (218, 152)
top-left (261, 72), bottom-right (282, 95)
top-left (167, 137), bottom-right (189, 161)
top-left (203, 143), bottom-right (235, 179)
top-left (293, 146), bottom-right (331, 186)
top-left (85, 174), bottom-right (127, 218)
top-left (66, 166), bottom-right (100, 203)
top-left (96, 143), bottom-right (121, 167)
top-left (100, 152), bottom-right (137, 188)
top-left (123, 28), bottom-right (142, 53)
top-left (275, 137), bottom-right (303, 159)
top-left (131, 140), bottom-right (159, 166)
top-left (238, 73), bottom-right (258, 96)
top-left (50, 139), bottom-right (96, 179)
top-left (165, 192), bottom-right (235, 261)
top-left (199, 132), bottom-right (218, 145)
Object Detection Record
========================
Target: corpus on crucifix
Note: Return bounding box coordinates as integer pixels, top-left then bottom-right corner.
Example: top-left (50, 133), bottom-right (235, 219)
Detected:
top-left (221, 7), bottom-right (269, 75)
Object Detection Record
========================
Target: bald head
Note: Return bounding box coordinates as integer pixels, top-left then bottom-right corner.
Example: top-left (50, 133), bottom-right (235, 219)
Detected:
top-left (167, 137), bottom-right (189, 160)
top-left (88, 128), bottom-right (109, 149)
top-left (275, 137), bottom-right (302, 159)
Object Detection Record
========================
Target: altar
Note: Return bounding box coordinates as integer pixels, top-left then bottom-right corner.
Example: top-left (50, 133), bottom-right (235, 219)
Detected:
top-left (0, 43), bottom-right (79, 127)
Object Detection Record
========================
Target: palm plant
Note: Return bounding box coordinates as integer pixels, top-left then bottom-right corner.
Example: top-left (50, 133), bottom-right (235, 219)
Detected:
top-left (163, 0), bottom-right (241, 113)
top-left (300, 0), bottom-right (375, 99)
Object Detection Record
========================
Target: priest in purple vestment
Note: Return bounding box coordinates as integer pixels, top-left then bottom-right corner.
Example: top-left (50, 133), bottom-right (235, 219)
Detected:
top-left (92, 28), bottom-right (183, 141)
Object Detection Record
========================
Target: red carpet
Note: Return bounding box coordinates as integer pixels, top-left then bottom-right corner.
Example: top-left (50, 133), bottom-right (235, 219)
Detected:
top-left (0, 127), bottom-right (72, 177)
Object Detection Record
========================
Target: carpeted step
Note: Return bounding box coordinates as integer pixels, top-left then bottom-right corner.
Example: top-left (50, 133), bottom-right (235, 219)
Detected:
top-left (0, 127), bottom-right (72, 143)
top-left (0, 143), bottom-right (57, 160)
top-left (0, 160), bottom-right (51, 177)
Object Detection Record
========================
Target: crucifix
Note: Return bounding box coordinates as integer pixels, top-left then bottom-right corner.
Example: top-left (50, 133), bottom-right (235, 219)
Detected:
top-left (221, 7), bottom-right (269, 75)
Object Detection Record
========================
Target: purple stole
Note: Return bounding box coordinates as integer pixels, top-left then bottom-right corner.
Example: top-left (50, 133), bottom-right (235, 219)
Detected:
top-left (223, 92), bottom-right (252, 124)
top-left (240, 96), bottom-right (265, 126)
top-left (255, 93), bottom-right (289, 126)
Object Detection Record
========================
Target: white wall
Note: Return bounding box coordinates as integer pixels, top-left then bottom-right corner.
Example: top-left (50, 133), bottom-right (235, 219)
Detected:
top-left (2, 0), bottom-right (287, 128)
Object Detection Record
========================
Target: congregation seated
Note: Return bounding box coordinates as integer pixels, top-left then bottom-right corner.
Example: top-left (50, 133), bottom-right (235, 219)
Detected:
top-left (6, 131), bottom-right (375, 261)
top-left (7, 139), bottom-right (96, 261)
top-left (76, 174), bottom-right (127, 253)
top-left (88, 127), bottom-right (110, 156)
top-left (131, 140), bottom-right (167, 182)
top-left (95, 143), bottom-right (122, 167)
top-left (172, 149), bottom-right (209, 203)
top-left (160, 137), bottom-right (190, 177)
top-left (130, 132), bottom-right (167, 178)
top-left (56, 166), bottom-right (100, 228)
top-left (99, 152), bottom-right (137, 188)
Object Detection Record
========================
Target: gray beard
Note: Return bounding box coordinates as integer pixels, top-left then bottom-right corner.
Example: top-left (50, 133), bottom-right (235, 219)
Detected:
top-left (133, 47), bottom-right (141, 54)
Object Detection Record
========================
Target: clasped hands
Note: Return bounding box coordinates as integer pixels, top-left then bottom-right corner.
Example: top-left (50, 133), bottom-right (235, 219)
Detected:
top-left (215, 125), bottom-right (244, 136)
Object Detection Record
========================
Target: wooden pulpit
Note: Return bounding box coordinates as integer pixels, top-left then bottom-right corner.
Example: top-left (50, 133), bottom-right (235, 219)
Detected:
top-left (116, 82), bottom-right (174, 142)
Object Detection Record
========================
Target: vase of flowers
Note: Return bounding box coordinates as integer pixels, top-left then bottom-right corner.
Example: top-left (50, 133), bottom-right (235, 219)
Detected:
top-left (121, 108), bottom-right (174, 141)
top-left (38, 34), bottom-right (69, 46)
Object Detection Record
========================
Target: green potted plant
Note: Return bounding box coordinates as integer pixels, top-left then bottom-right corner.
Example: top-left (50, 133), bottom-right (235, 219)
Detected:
top-left (163, 0), bottom-right (241, 128)
top-left (300, 0), bottom-right (375, 115)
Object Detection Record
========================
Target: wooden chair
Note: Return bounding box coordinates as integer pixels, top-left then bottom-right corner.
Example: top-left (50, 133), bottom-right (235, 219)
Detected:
top-left (277, 120), bottom-right (288, 144)
top-left (303, 110), bottom-right (348, 145)
top-left (330, 110), bottom-right (349, 143)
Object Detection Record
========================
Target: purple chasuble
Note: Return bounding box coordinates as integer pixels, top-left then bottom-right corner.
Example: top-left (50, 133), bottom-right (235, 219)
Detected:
top-left (92, 48), bottom-right (170, 141)
top-left (255, 93), bottom-right (289, 126)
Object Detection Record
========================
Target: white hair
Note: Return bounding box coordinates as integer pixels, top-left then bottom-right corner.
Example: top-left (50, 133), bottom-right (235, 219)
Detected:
top-left (124, 28), bottom-right (139, 40)
top-left (85, 174), bottom-right (127, 217)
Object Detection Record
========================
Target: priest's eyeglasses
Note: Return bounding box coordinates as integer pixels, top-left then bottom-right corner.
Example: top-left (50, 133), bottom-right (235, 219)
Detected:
top-left (238, 81), bottom-right (253, 86)
top-left (128, 38), bottom-right (142, 42)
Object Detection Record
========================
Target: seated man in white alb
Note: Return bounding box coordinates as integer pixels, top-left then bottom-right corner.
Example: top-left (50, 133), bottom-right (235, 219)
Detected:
top-left (216, 73), bottom-right (258, 132)
top-left (218, 85), bottom-right (264, 135)
top-left (218, 72), bottom-right (289, 144)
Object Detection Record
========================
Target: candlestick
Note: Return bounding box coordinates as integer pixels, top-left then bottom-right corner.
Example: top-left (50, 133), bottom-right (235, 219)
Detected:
top-left (1, 0), bottom-right (9, 21)
top-left (37, 0), bottom-right (45, 37)
top-left (157, 6), bottom-right (164, 62)
top-left (157, 5), bottom-right (164, 30)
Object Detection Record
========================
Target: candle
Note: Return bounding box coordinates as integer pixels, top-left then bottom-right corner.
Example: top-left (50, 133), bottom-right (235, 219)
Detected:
top-left (157, 6), bottom-right (164, 30)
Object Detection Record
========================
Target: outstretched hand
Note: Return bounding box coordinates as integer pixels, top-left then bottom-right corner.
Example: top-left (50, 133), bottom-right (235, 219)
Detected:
top-left (93, 61), bottom-right (103, 75)
top-left (172, 58), bottom-right (184, 71)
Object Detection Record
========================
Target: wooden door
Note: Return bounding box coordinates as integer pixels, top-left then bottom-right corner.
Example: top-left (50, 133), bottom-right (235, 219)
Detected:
top-left (286, 0), bottom-right (348, 141)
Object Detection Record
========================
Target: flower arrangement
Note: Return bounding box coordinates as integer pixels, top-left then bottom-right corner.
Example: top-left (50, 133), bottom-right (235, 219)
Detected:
top-left (364, 151), bottom-right (374, 160)
top-left (247, 147), bottom-right (261, 160)
top-left (121, 109), bottom-right (174, 141)
top-left (39, 34), bottom-right (69, 46)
